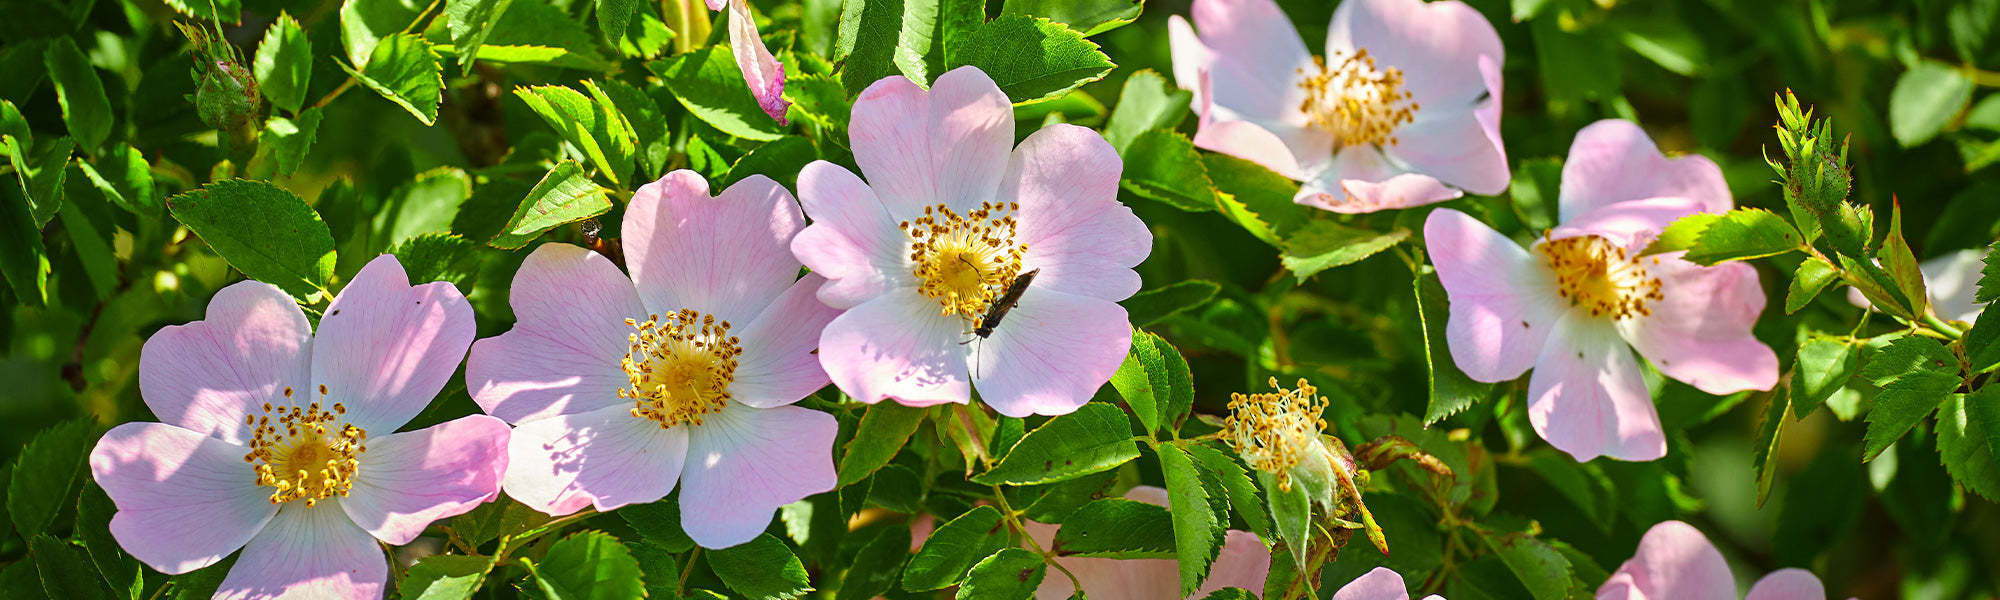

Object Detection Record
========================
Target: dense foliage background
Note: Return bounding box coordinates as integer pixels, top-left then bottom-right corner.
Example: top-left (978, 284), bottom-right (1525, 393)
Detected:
top-left (2, 0), bottom-right (1999, 598)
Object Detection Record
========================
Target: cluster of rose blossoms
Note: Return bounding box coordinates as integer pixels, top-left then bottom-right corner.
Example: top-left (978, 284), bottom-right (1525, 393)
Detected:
top-left (84, 0), bottom-right (1853, 597)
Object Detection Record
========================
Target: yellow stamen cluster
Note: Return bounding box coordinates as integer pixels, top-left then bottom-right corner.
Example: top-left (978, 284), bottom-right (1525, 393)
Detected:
top-left (1224, 378), bottom-right (1330, 492)
top-left (244, 386), bottom-right (365, 507)
top-left (1297, 49), bottom-right (1417, 148)
top-left (901, 202), bottom-right (1027, 321)
top-left (1539, 234), bottom-right (1665, 320)
top-left (620, 310), bottom-right (741, 428)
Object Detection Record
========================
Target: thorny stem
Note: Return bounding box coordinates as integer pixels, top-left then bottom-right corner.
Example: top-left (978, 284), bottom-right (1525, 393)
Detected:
top-left (991, 485), bottom-right (1083, 595)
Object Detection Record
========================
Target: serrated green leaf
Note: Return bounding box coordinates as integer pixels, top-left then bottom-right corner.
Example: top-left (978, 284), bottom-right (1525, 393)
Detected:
top-left (1198, 589), bottom-right (1257, 600)
top-left (1018, 469), bottom-right (1118, 524)
top-left (343, 33), bottom-right (444, 126)
top-left (164, 0), bottom-right (242, 21)
top-left (956, 548), bottom-right (1044, 600)
top-left (513, 84), bottom-right (635, 186)
top-left (438, 0), bottom-right (610, 70)
top-left (388, 232), bottom-right (483, 289)
top-left (1110, 329), bottom-right (1164, 433)
top-left (1786, 256), bottom-right (1838, 313)
top-left (1890, 60), bottom-right (1974, 147)
top-left (1479, 531), bottom-right (1571, 600)
top-left (1842, 254), bottom-right (1920, 321)
top-left (1417, 270), bottom-right (1492, 425)
top-left (1880, 202), bottom-right (1929, 318)
top-left (76, 484), bottom-right (140, 600)
top-left (1280, 221), bottom-right (1409, 281)
top-left (725, 136), bottom-right (817, 191)
top-left (168, 179), bottom-right (337, 300)
top-left (618, 500), bottom-right (696, 553)
top-left (708, 533), bottom-right (812, 600)
top-left (1937, 389), bottom-right (2000, 502)
top-left (973, 403), bottom-right (1138, 486)
top-left (0, 166), bottom-right (51, 305)
top-left (1186, 444), bottom-right (1271, 540)
top-left (784, 73), bottom-right (851, 130)
top-left (527, 531), bottom-right (644, 600)
top-left (1158, 335), bottom-right (1195, 429)
top-left (1792, 336), bottom-right (1858, 417)
top-left (44, 37), bottom-right (109, 153)
top-left (30, 535), bottom-right (105, 600)
top-left (1862, 335), bottom-right (1957, 387)
top-left (904, 506), bottom-right (1008, 591)
top-left (261, 107), bottom-right (322, 176)
top-left (254, 13), bottom-right (313, 114)
top-left (1752, 386), bottom-right (1790, 508)
top-left (8, 135), bottom-right (73, 226)
top-left (1000, 0), bottom-right (1142, 36)
top-left (445, 0), bottom-right (515, 72)
top-left (946, 15), bottom-right (1115, 103)
top-left (1103, 69), bottom-right (1188, 153)
top-left (490, 161), bottom-right (613, 250)
top-left (76, 145), bottom-right (156, 218)
top-left (1864, 370), bottom-right (1959, 461)
top-left (1120, 128), bottom-right (1216, 212)
top-left (1966, 302), bottom-right (2000, 374)
top-left (1527, 449), bottom-right (1616, 532)
top-left (598, 0), bottom-right (643, 46)
top-left (58, 184), bottom-right (116, 299)
top-left (1160, 444), bottom-right (1228, 596)
top-left (1051, 498), bottom-right (1174, 558)
top-left (1205, 153), bottom-right (1307, 244)
top-left (163, 555), bottom-right (232, 600)
top-left (1682, 208), bottom-right (1802, 265)
top-left (839, 402), bottom-right (927, 487)
top-left (597, 79), bottom-right (670, 181)
top-left (379, 168), bottom-right (474, 246)
top-left (402, 555), bottom-right (493, 600)
top-left (342, 0), bottom-right (424, 66)
top-left (1976, 242), bottom-right (1997, 304)
top-left (651, 47), bottom-right (787, 142)
top-left (837, 526), bottom-right (909, 600)
top-left (1640, 212), bottom-right (1720, 256)
top-left (1122, 280), bottom-right (1219, 327)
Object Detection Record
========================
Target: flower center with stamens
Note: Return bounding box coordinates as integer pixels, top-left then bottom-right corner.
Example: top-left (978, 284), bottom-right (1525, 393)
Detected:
top-left (1224, 378), bottom-right (1330, 492)
top-left (244, 385), bottom-right (365, 507)
top-left (1297, 49), bottom-right (1417, 148)
top-left (1538, 234), bottom-right (1665, 320)
top-left (621, 310), bottom-right (741, 428)
top-left (901, 202), bottom-right (1027, 321)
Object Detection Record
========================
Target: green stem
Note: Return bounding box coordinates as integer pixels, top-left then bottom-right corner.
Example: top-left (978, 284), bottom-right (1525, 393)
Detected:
top-left (1924, 312), bottom-right (1965, 340)
top-left (991, 485), bottom-right (1084, 595)
top-left (677, 547), bottom-right (702, 594)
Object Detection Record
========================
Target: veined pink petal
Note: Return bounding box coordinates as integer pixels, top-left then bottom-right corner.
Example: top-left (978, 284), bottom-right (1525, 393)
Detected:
top-left (625, 171), bottom-right (808, 326)
top-left (1301, 146), bottom-right (1461, 213)
top-left (1561, 120), bottom-right (1731, 222)
top-left (90, 423), bottom-right (276, 575)
top-left (1597, 521), bottom-right (1735, 600)
top-left (731, 274), bottom-right (839, 409)
top-left (1528, 314), bottom-right (1666, 462)
top-left (1202, 530), bottom-right (1274, 596)
top-left (502, 404), bottom-right (690, 515)
top-left (970, 288), bottom-right (1131, 418)
top-left (468, 243), bottom-right (643, 424)
top-left (849, 67), bottom-right (1014, 221)
top-left (792, 160), bottom-right (916, 310)
top-left (1549, 197), bottom-right (1707, 249)
top-left (1746, 569), bottom-right (1830, 600)
top-left (1004, 124), bottom-right (1151, 303)
top-left (1334, 567), bottom-right (1412, 600)
top-left (138, 280), bottom-right (311, 445)
top-left (1329, 0), bottom-right (1503, 126)
top-left (340, 415), bottom-right (510, 545)
top-left (1173, 12), bottom-right (1329, 180)
top-left (1424, 208), bottom-right (1563, 383)
top-left (1619, 259), bottom-right (1778, 395)
top-left (313, 255), bottom-right (475, 433)
top-left (1029, 486), bottom-right (1270, 600)
top-left (1386, 106), bottom-right (1509, 197)
top-left (1183, 0), bottom-right (1316, 129)
top-left (680, 404), bottom-right (838, 549)
top-left (818, 291), bottom-right (972, 407)
top-left (724, 0), bottom-right (790, 123)
top-left (215, 503), bottom-right (386, 600)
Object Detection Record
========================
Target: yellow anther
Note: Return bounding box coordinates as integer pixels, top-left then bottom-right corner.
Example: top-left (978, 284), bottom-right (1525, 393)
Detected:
top-left (901, 202), bottom-right (1027, 324)
top-left (1224, 378), bottom-right (1330, 493)
top-left (1297, 49), bottom-right (1418, 148)
top-left (244, 389), bottom-right (366, 506)
top-left (620, 310), bottom-right (741, 429)
top-left (1538, 234), bottom-right (1665, 320)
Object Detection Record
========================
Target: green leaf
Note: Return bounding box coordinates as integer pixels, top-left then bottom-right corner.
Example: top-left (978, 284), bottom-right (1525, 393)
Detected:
top-left (1751, 386), bottom-right (1789, 509)
top-left (1641, 212), bottom-right (1722, 257)
top-left (1417, 270), bottom-right (1493, 425)
top-left (1681, 208), bottom-right (1802, 265)
top-left (76, 485), bottom-right (140, 600)
top-left (164, 0), bottom-right (242, 21)
top-left (651, 47), bottom-right (787, 142)
top-left (946, 15), bottom-right (1116, 103)
top-left (58, 187), bottom-right (117, 299)
top-left (402, 555), bottom-right (494, 600)
top-left (1160, 444), bottom-right (1228, 596)
top-left (1198, 589), bottom-right (1257, 600)
top-left (490, 161), bottom-right (614, 250)
top-left (833, 0), bottom-right (983, 95)
top-left (76, 145), bottom-right (156, 218)
top-left (785, 73), bottom-right (851, 130)
top-left (1280, 221), bottom-right (1409, 281)
top-left (1890, 60), bottom-right (1975, 147)
top-left (1120, 128), bottom-right (1216, 212)
top-left (168, 179), bottom-right (338, 300)
top-left (726, 136), bottom-right (818, 191)
top-left (1965, 302), bottom-right (2000, 374)
top-left (30, 535), bottom-right (106, 600)
top-left (1186, 444), bottom-right (1271, 540)
top-left (343, 33), bottom-right (445, 126)
top-left (707, 534), bottom-right (812, 600)
top-left (1862, 335), bottom-right (1958, 387)
top-left (1103, 69), bottom-right (1190, 153)
top-left (973, 403), bottom-right (1139, 486)
top-left (955, 548), bottom-right (1044, 600)
top-left (9, 420), bottom-right (95, 539)
top-left (1205, 153), bottom-right (1307, 244)
top-left (904, 506), bottom-right (1008, 591)
top-left (389, 232), bottom-right (483, 289)
top-left (839, 402), bottom-right (927, 487)
top-left (9, 134), bottom-right (74, 227)
top-left (838, 526), bottom-right (911, 600)
top-left (597, 79), bottom-right (670, 180)
top-left (0, 167), bottom-right (51, 305)
top-left (1792, 336), bottom-right (1859, 417)
top-left (254, 13), bottom-right (313, 114)
top-left (1508, 158), bottom-right (1562, 232)
top-left (1880, 202), bottom-right (1930, 318)
top-left (1937, 388), bottom-right (2000, 502)
top-left (1770, 450), bottom-right (1866, 567)
top-left (43, 37), bottom-right (110, 153)
top-left (1262, 469), bottom-right (1310, 570)
top-left (1842, 254), bottom-right (1920, 321)
top-left (512, 84), bottom-right (636, 186)
top-left (261, 107), bottom-right (323, 176)
top-left (1122, 280), bottom-right (1219, 327)
top-left (1000, 0), bottom-right (1143, 36)
top-left (618, 500), bottom-right (696, 553)
top-left (1110, 329), bottom-right (1165, 433)
top-left (439, 0), bottom-right (610, 71)
top-left (1526, 449), bottom-right (1616, 532)
top-left (1479, 531), bottom-right (1572, 600)
top-left (1864, 370), bottom-right (1959, 461)
top-left (445, 0), bottom-right (515, 72)
top-left (163, 556), bottom-right (232, 600)
top-left (0, 101), bottom-right (27, 150)
top-left (341, 0), bottom-right (424, 66)
top-left (1785, 256), bottom-right (1838, 314)
top-left (1018, 469), bottom-right (1119, 524)
top-left (378, 168), bottom-right (474, 246)
top-left (598, 0), bottom-right (643, 46)
top-left (1977, 241), bottom-right (1997, 304)
top-left (526, 531), bottom-right (644, 600)
top-left (1051, 498), bottom-right (1174, 558)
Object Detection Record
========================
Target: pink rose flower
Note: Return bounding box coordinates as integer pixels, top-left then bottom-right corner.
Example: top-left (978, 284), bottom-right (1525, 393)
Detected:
top-left (1599, 521), bottom-right (1843, 600)
top-left (707, 0), bottom-right (790, 124)
top-left (1169, 0), bottom-right (1509, 213)
top-left (791, 66), bottom-right (1152, 417)
top-left (467, 171), bottom-right (840, 549)
top-left (1425, 120), bottom-right (1777, 462)
top-left (90, 255), bottom-right (507, 600)
top-left (1335, 567), bottom-right (1445, 600)
top-left (1024, 486), bottom-right (1270, 600)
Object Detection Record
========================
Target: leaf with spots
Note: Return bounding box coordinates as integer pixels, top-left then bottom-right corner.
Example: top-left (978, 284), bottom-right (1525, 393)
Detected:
top-left (955, 548), bottom-right (1045, 600)
top-left (904, 506), bottom-right (1008, 592)
top-left (972, 402), bottom-right (1139, 486)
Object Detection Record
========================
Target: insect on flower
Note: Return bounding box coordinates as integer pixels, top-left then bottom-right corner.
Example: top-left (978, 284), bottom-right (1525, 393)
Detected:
top-left (965, 268), bottom-right (1040, 341)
